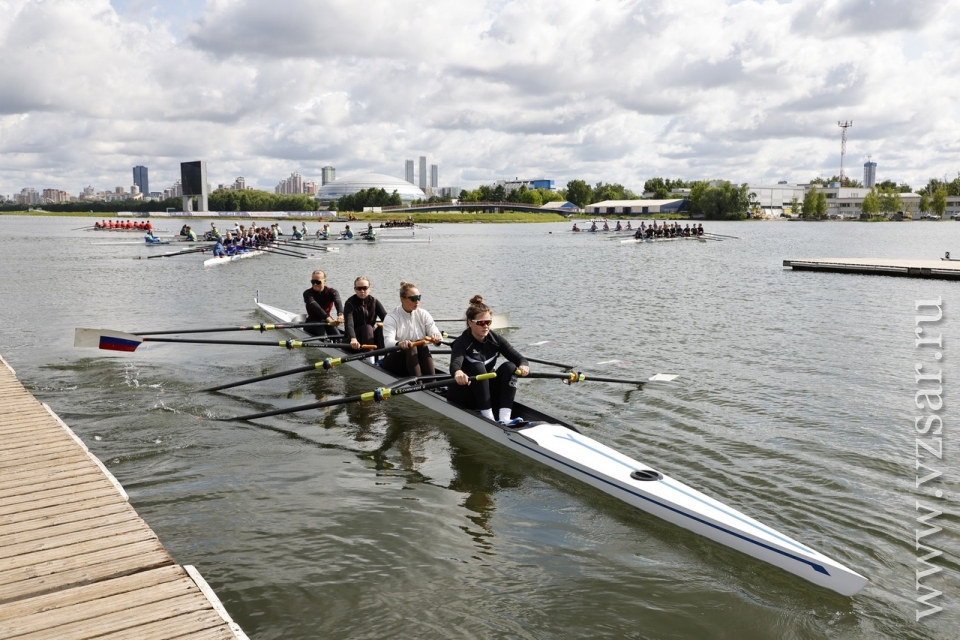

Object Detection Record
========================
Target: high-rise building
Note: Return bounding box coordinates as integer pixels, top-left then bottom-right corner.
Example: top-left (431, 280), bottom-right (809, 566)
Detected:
top-left (863, 161), bottom-right (877, 188)
top-left (419, 156), bottom-right (427, 189)
top-left (233, 177), bottom-right (246, 190)
top-left (430, 164), bottom-right (438, 189)
top-left (275, 172), bottom-right (304, 194)
top-left (322, 166), bottom-right (336, 185)
top-left (405, 160), bottom-right (415, 185)
top-left (133, 166), bottom-right (149, 197)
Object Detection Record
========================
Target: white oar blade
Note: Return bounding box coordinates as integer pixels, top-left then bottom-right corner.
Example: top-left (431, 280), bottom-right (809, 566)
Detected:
top-left (490, 312), bottom-right (510, 330)
top-left (648, 373), bottom-right (678, 382)
top-left (74, 328), bottom-right (143, 352)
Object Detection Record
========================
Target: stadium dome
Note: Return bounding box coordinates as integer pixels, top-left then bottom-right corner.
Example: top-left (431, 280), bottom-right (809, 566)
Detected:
top-left (316, 172), bottom-right (426, 202)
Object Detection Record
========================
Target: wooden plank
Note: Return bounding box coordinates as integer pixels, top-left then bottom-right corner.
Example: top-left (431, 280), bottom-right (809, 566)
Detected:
top-left (0, 541), bottom-right (172, 604)
top-left (0, 527), bottom-right (160, 572)
top-left (96, 614), bottom-right (236, 640)
top-left (0, 509), bottom-right (149, 558)
top-left (10, 592), bottom-right (215, 640)
top-left (0, 565), bottom-right (186, 623)
top-left (0, 500), bottom-right (134, 539)
top-left (0, 412), bottom-right (62, 427)
top-left (0, 486), bottom-right (122, 520)
top-left (0, 441), bottom-right (80, 461)
top-left (0, 478), bottom-right (115, 509)
top-left (0, 430), bottom-right (76, 449)
top-left (0, 444), bottom-right (92, 468)
top-left (0, 575), bottom-right (200, 637)
top-left (0, 469), bottom-right (107, 499)
top-left (0, 450), bottom-right (91, 474)
top-left (0, 461), bottom-right (98, 492)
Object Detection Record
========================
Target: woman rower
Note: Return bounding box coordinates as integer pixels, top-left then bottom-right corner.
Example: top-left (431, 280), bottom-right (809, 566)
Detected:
top-left (343, 276), bottom-right (387, 352)
top-left (380, 281), bottom-right (442, 377)
top-left (303, 270), bottom-right (344, 338)
top-left (448, 295), bottom-right (529, 424)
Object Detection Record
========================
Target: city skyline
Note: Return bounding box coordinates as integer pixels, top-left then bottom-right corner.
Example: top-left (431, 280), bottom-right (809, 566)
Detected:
top-left (1, 1), bottom-right (959, 196)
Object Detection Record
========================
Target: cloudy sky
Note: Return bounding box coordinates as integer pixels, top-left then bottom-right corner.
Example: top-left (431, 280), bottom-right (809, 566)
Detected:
top-left (1, 0), bottom-right (958, 196)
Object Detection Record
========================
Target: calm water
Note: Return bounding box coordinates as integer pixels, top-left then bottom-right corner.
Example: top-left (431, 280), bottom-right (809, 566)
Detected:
top-left (1, 215), bottom-right (957, 639)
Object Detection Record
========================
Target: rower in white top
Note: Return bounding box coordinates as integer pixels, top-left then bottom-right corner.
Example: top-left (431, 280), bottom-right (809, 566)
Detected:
top-left (380, 281), bottom-right (443, 378)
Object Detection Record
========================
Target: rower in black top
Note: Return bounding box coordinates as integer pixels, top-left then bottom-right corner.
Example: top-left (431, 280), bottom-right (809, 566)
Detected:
top-left (448, 295), bottom-right (529, 424)
top-left (342, 275), bottom-right (387, 351)
top-left (302, 269), bottom-right (344, 338)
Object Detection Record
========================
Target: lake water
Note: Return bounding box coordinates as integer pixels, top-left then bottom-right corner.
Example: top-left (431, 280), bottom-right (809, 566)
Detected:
top-left (0, 215), bottom-right (957, 639)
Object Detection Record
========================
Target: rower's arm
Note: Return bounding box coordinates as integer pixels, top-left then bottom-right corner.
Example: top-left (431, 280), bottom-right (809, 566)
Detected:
top-left (449, 338), bottom-right (467, 374)
top-left (374, 299), bottom-right (388, 321)
top-left (342, 300), bottom-right (357, 341)
top-left (497, 334), bottom-right (528, 369)
top-left (382, 314), bottom-right (398, 348)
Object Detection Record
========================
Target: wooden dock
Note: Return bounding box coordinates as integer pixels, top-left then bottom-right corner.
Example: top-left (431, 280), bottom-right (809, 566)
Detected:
top-left (783, 258), bottom-right (960, 280)
top-left (0, 355), bottom-right (248, 640)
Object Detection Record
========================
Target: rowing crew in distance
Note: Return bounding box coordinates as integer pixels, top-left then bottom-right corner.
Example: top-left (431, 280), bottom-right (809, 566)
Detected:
top-left (94, 219), bottom-right (154, 230)
top-left (634, 221), bottom-right (704, 240)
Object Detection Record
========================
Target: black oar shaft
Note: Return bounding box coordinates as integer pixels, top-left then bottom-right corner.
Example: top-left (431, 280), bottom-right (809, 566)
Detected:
top-left (143, 337), bottom-right (342, 348)
top-left (524, 356), bottom-right (575, 370)
top-left (203, 342), bottom-right (422, 391)
top-left (136, 323), bottom-right (328, 336)
top-left (223, 373), bottom-right (493, 421)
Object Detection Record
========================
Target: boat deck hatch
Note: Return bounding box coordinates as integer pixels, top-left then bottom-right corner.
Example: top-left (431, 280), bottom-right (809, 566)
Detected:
top-left (630, 469), bottom-right (663, 481)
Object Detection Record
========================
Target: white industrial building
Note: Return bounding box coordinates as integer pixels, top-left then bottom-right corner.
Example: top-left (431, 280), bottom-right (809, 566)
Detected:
top-left (587, 199), bottom-right (685, 215)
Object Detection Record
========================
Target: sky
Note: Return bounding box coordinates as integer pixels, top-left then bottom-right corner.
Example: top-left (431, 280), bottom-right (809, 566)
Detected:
top-left (1, 0), bottom-right (959, 196)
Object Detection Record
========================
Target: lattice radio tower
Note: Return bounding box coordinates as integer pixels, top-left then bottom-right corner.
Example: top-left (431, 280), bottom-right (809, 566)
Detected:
top-left (838, 120), bottom-right (853, 186)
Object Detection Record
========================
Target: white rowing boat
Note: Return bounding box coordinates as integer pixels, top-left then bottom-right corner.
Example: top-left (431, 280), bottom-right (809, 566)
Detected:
top-left (250, 298), bottom-right (867, 596)
top-left (203, 250), bottom-right (264, 267)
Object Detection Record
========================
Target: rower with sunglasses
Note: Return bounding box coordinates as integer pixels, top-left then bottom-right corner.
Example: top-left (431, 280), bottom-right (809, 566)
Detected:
top-left (448, 295), bottom-right (529, 424)
top-left (380, 281), bottom-right (443, 377)
top-left (303, 270), bottom-right (344, 338)
top-left (342, 276), bottom-right (387, 351)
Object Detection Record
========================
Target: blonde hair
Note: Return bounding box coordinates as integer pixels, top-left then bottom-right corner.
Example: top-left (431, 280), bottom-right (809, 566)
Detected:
top-left (466, 294), bottom-right (491, 320)
top-left (312, 270), bottom-right (325, 280)
top-left (354, 276), bottom-right (370, 287)
top-left (399, 281), bottom-right (418, 296)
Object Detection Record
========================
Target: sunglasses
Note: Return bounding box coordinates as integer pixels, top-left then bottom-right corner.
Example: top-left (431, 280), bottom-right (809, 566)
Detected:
top-left (311, 279), bottom-right (324, 285)
top-left (404, 295), bottom-right (422, 302)
top-left (355, 286), bottom-right (369, 291)
top-left (470, 318), bottom-right (492, 327)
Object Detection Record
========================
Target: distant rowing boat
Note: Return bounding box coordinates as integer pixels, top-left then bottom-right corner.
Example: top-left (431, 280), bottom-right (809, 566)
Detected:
top-left (87, 227), bottom-right (169, 233)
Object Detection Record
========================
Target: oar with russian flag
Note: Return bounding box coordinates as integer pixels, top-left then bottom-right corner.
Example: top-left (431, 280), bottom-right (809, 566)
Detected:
top-left (74, 328), bottom-right (345, 351)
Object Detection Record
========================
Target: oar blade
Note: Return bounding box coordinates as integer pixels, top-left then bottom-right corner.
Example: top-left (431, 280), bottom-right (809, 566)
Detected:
top-left (648, 373), bottom-right (678, 382)
top-left (74, 328), bottom-right (143, 352)
top-left (490, 312), bottom-right (510, 330)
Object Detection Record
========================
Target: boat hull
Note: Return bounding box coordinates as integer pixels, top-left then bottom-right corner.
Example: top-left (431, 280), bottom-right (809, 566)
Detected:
top-left (252, 300), bottom-right (867, 596)
top-left (204, 250), bottom-right (264, 266)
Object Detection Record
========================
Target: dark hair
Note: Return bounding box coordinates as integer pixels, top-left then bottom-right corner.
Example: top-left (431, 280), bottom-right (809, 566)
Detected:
top-left (465, 295), bottom-right (491, 320)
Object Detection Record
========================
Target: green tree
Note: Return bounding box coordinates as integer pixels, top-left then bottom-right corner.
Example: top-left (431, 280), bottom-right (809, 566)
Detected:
top-left (689, 181), bottom-right (749, 219)
top-left (932, 188), bottom-right (948, 218)
top-left (860, 189), bottom-right (881, 217)
top-left (816, 191), bottom-right (828, 217)
top-left (492, 184), bottom-right (506, 201)
top-left (802, 186), bottom-right (820, 218)
top-left (789, 195), bottom-right (800, 217)
top-left (919, 192), bottom-right (930, 215)
top-left (877, 187), bottom-right (902, 216)
top-left (565, 180), bottom-right (593, 208)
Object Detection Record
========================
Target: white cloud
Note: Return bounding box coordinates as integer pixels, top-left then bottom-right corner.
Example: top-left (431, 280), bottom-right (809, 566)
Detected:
top-left (1, 0), bottom-right (959, 197)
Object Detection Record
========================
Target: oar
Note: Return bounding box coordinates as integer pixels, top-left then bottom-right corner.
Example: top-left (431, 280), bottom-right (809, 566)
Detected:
top-left (74, 328), bottom-right (344, 351)
top-left (132, 322), bottom-right (337, 336)
top-left (202, 341), bottom-right (425, 392)
top-left (147, 246), bottom-right (210, 259)
top-left (517, 371), bottom-right (678, 386)
top-left (704, 232), bottom-right (738, 239)
top-left (72, 224), bottom-right (96, 230)
top-left (220, 373), bottom-right (496, 421)
top-left (434, 312), bottom-right (511, 330)
top-left (524, 356), bottom-right (575, 370)
top-left (262, 247), bottom-right (308, 259)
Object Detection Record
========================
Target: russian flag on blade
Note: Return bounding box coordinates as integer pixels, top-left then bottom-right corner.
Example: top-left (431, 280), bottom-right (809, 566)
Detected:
top-left (99, 335), bottom-right (141, 352)
top-left (74, 328), bottom-right (143, 351)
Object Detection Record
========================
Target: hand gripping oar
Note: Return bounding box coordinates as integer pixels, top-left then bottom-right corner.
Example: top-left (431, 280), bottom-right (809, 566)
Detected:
top-left (201, 341), bottom-right (424, 392)
top-left (75, 328), bottom-right (344, 351)
top-left (517, 370), bottom-right (678, 387)
top-left (220, 372), bottom-right (496, 421)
